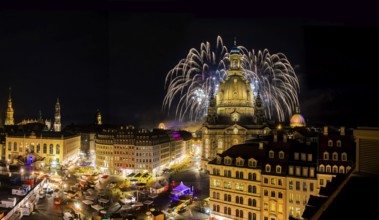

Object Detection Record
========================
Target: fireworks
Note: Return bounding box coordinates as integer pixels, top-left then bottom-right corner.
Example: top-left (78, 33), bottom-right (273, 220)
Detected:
top-left (163, 36), bottom-right (300, 122)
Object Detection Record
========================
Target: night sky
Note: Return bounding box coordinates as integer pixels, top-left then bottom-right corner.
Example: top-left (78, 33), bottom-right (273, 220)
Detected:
top-left (1, 1), bottom-right (379, 129)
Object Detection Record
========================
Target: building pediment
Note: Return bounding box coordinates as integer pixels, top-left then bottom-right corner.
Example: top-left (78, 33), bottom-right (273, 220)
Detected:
top-left (224, 124), bottom-right (247, 134)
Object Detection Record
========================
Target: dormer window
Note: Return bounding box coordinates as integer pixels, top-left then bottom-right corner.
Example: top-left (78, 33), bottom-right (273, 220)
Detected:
top-left (224, 157), bottom-right (232, 165)
top-left (279, 151), bottom-right (284, 159)
top-left (276, 165), bottom-right (282, 174)
top-left (216, 157), bottom-right (222, 164)
top-left (336, 140), bottom-right (342, 147)
top-left (328, 140), bottom-right (333, 147)
top-left (236, 158), bottom-right (244, 166)
top-left (269, 150), bottom-right (274, 158)
top-left (265, 164), bottom-right (271, 172)
top-left (248, 159), bottom-right (257, 168)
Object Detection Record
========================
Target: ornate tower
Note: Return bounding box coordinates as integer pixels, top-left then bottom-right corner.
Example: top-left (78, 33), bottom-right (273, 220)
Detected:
top-left (254, 92), bottom-right (266, 124)
top-left (206, 89), bottom-right (217, 124)
top-left (5, 87), bottom-right (14, 125)
top-left (96, 109), bottom-right (102, 125)
top-left (54, 98), bottom-right (61, 132)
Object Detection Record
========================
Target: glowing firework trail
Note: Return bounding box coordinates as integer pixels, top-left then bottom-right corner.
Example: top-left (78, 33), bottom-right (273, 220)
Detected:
top-left (163, 36), bottom-right (300, 122)
top-left (239, 47), bottom-right (300, 122)
top-left (163, 36), bottom-right (228, 121)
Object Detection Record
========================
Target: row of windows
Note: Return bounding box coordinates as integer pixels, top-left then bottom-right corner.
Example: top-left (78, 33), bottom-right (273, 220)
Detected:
top-left (265, 164), bottom-right (282, 173)
top-left (288, 166), bottom-right (316, 178)
top-left (217, 157), bottom-right (257, 167)
top-left (212, 206), bottom-right (259, 220)
top-left (263, 190), bottom-right (284, 198)
top-left (323, 152), bottom-right (348, 161)
top-left (289, 180), bottom-right (314, 192)
top-left (319, 165), bottom-right (351, 174)
top-left (8, 142), bottom-right (60, 154)
top-left (268, 150), bottom-right (285, 159)
top-left (294, 152), bottom-right (313, 161)
top-left (327, 139), bottom-right (342, 147)
top-left (263, 177), bottom-right (284, 186)
top-left (212, 169), bottom-right (259, 180)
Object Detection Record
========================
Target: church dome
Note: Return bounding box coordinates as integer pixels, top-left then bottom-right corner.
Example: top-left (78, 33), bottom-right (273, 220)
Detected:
top-left (290, 108), bottom-right (306, 128)
top-left (216, 74), bottom-right (254, 117)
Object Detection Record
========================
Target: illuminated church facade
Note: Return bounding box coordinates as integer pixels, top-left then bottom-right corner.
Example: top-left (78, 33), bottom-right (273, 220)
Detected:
top-left (200, 42), bottom-right (272, 170)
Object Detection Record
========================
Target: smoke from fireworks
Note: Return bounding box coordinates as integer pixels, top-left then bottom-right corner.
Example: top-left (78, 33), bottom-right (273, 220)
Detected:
top-left (163, 36), bottom-right (300, 122)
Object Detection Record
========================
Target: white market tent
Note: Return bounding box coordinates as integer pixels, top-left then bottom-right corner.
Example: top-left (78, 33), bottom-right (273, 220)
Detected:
top-left (171, 181), bottom-right (191, 196)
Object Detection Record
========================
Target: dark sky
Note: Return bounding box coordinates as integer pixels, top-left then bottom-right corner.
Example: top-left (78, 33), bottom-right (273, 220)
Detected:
top-left (1, 1), bottom-right (379, 129)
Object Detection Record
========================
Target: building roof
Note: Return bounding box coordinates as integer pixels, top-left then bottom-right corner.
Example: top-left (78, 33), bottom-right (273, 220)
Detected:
top-left (318, 173), bottom-right (379, 219)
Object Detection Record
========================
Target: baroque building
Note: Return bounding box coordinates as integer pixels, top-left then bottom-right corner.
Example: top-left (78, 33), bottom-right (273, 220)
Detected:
top-left (95, 126), bottom-right (192, 176)
top-left (200, 42), bottom-right (272, 170)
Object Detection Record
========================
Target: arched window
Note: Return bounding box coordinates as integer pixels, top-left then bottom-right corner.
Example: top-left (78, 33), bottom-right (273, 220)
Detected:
top-left (341, 152), bottom-right (347, 161)
top-left (253, 199), bottom-right (257, 207)
top-left (253, 185), bottom-right (257, 193)
top-left (224, 207), bottom-right (227, 214)
top-left (336, 140), bottom-right (342, 147)
top-left (36, 144), bottom-right (40, 153)
top-left (239, 171), bottom-right (244, 179)
top-left (265, 164), bottom-right (271, 172)
top-left (50, 144), bottom-right (54, 154)
top-left (248, 185), bottom-right (253, 193)
top-left (224, 194), bottom-right (227, 201)
top-left (332, 152), bottom-right (338, 160)
top-left (56, 144), bottom-right (60, 154)
top-left (323, 152), bottom-right (329, 160)
top-left (228, 207), bottom-right (231, 215)
top-left (326, 165), bottom-right (331, 173)
top-left (43, 144), bottom-right (47, 153)
top-left (332, 165), bottom-right (338, 173)
top-left (276, 165), bottom-right (282, 173)
top-left (236, 196), bottom-right (239, 204)
top-left (236, 171), bottom-right (239, 178)
top-left (253, 173), bottom-right (257, 181)
top-left (269, 150), bottom-right (274, 158)
top-left (228, 194), bottom-right (231, 201)
top-left (13, 142), bottom-right (17, 151)
top-left (339, 166), bottom-right (345, 174)
top-left (248, 172), bottom-right (253, 180)
top-left (30, 144), bottom-right (35, 153)
top-left (319, 165), bottom-right (325, 173)
top-left (328, 139), bottom-right (333, 147)
top-left (279, 151), bottom-right (285, 159)
top-left (213, 192), bottom-right (217, 199)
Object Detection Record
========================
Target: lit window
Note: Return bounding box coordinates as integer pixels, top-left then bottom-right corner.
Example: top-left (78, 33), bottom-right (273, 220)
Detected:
top-left (326, 165), bottom-right (331, 173)
top-left (289, 181), bottom-right (293, 190)
top-left (341, 152), bottom-right (347, 161)
top-left (328, 140), bottom-right (333, 147)
top-left (301, 153), bottom-right (306, 161)
top-left (265, 164), bottom-right (271, 172)
top-left (269, 150), bottom-right (274, 158)
top-left (336, 140), bottom-right (342, 147)
top-left (271, 178), bottom-right (276, 185)
top-left (332, 152), bottom-right (338, 160)
top-left (332, 165), bottom-right (338, 173)
top-left (279, 151), bottom-right (285, 159)
top-left (289, 166), bottom-right (294, 175)
top-left (295, 166), bottom-right (301, 176)
top-left (339, 166), bottom-right (345, 173)
top-left (307, 153), bottom-right (312, 161)
top-left (319, 165), bottom-right (325, 172)
top-left (310, 167), bottom-right (315, 177)
top-left (294, 152), bottom-right (299, 160)
top-left (276, 165), bottom-right (281, 174)
top-left (302, 167), bottom-right (308, 177)
top-left (323, 152), bottom-right (329, 160)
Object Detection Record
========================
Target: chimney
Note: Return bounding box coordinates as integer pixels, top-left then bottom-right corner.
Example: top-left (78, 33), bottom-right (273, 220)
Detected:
top-left (259, 142), bottom-right (264, 150)
top-left (323, 126), bottom-right (328, 136)
top-left (340, 126), bottom-right (345, 136)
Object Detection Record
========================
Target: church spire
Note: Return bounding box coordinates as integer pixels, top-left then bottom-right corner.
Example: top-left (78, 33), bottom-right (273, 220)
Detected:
top-left (54, 98), bottom-right (61, 132)
top-left (5, 87), bottom-right (14, 125)
top-left (96, 109), bottom-right (102, 125)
